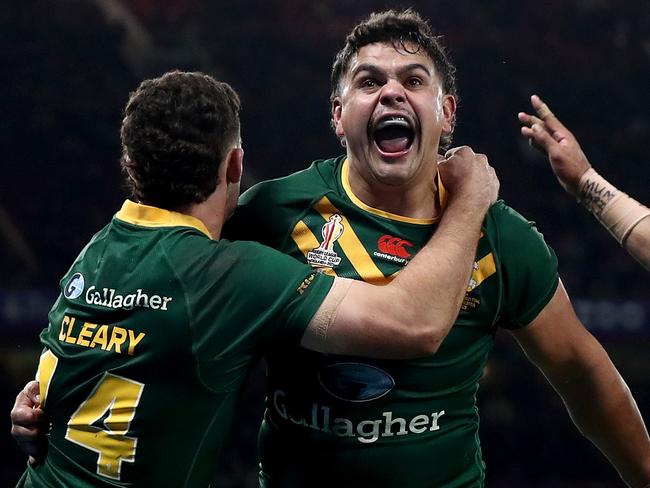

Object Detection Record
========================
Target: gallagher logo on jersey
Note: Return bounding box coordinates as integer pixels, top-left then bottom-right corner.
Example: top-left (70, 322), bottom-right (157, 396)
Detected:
top-left (373, 235), bottom-right (413, 265)
top-left (64, 273), bottom-right (85, 299)
top-left (307, 214), bottom-right (344, 268)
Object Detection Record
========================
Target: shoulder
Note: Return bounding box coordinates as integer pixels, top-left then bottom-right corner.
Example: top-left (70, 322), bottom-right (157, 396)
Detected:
top-left (239, 156), bottom-right (341, 207)
top-left (161, 234), bottom-right (293, 294)
top-left (487, 201), bottom-right (559, 328)
top-left (225, 156), bottom-right (343, 242)
top-left (485, 200), bottom-right (553, 255)
top-left (156, 228), bottom-right (223, 272)
top-left (184, 238), bottom-right (331, 314)
top-left (217, 238), bottom-right (312, 271)
top-left (487, 200), bottom-right (538, 232)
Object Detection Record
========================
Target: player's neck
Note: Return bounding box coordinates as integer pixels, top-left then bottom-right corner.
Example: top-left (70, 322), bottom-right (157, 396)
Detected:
top-left (346, 164), bottom-right (441, 220)
top-left (182, 189), bottom-right (228, 240)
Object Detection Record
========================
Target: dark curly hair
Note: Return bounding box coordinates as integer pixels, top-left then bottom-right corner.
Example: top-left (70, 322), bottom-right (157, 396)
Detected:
top-left (120, 70), bottom-right (241, 209)
top-left (330, 9), bottom-right (458, 152)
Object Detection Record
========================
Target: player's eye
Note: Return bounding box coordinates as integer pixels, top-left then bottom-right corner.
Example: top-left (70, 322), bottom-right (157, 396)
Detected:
top-left (407, 77), bottom-right (423, 87)
top-left (360, 78), bottom-right (379, 89)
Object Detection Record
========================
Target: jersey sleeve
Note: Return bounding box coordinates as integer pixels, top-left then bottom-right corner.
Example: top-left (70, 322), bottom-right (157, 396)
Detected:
top-left (172, 234), bottom-right (334, 391)
top-left (490, 201), bottom-right (559, 329)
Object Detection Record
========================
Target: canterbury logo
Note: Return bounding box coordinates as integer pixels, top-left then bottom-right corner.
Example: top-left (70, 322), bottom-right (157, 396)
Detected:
top-left (377, 235), bottom-right (413, 258)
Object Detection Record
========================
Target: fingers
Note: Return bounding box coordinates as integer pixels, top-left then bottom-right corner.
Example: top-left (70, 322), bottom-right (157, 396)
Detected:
top-left (521, 122), bottom-right (558, 152)
top-left (11, 401), bottom-right (47, 428)
top-left (11, 411), bottom-right (49, 466)
top-left (519, 111), bottom-right (562, 143)
top-left (519, 111), bottom-right (552, 150)
top-left (518, 95), bottom-right (592, 197)
top-left (487, 164), bottom-right (500, 204)
top-left (442, 145), bottom-right (486, 167)
top-left (11, 394), bottom-right (48, 441)
top-left (439, 145), bottom-right (498, 209)
top-left (10, 417), bottom-right (47, 440)
top-left (442, 145), bottom-right (472, 161)
top-left (517, 111), bottom-right (544, 129)
top-left (12, 381), bottom-right (41, 413)
top-left (530, 94), bottom-right (569, 135)
top-left (531, 94), bottom-right (553, 120)
top-left (519, 101), bottom-right (566, 155)
top-left (11, 381), bottom-right (49, 465)
top-left (520, 95), bottom-right (576, 149)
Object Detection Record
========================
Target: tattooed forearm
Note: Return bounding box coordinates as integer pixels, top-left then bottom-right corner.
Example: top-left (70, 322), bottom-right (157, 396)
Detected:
top-left (580, 177), bottom-right (618, 216)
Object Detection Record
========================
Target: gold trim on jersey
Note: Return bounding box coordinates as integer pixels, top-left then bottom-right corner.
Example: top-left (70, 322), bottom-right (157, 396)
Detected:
top-left (467, 253), bottom-right (497, 292)
top-left (314, 197), bottom-right (388, 284)
top-left (341, 159), bottom-right (445, 225)
top-left (291, 194), bottom-right (493, 289)
top-left (291, 197), bottom-right (391, 283)
top-left (115, 200), bottom-right (212, 238)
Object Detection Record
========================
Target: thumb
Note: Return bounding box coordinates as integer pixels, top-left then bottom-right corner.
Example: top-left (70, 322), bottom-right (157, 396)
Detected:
top-left (24, 381), bottom-right (41, 406)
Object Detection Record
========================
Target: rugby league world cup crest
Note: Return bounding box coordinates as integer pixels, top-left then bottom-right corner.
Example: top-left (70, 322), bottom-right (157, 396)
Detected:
top-left (307, 214), bottom-right (344, 268)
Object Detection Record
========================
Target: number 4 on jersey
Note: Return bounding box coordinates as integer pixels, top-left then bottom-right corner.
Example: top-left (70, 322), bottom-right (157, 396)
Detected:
top-left (36, 350), bottom-right (145, 480)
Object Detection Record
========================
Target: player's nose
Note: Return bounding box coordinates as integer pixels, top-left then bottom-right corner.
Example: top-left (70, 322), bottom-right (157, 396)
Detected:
top-left (379, 79), bottom-right (406, 106)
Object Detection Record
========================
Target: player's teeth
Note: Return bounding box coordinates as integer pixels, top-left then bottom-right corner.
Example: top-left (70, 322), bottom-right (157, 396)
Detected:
top-left (375, 118), bottom-right (410, 131)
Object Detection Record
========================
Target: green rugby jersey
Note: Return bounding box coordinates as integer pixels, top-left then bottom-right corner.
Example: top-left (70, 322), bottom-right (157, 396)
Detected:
top-left (22, 200), bottom-right (333, 488)
top-left (225, 156), bottom-right (559, 488)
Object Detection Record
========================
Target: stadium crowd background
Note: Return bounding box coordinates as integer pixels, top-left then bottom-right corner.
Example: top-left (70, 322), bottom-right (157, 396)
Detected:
top-left (2, 0), bottom-right (649, 486)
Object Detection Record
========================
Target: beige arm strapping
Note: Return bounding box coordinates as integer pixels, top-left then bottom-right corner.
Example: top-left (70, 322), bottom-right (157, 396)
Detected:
top-left (300, 277), bottom-right (353, 351)
top-left (578, 168), bottom-right (650, 245)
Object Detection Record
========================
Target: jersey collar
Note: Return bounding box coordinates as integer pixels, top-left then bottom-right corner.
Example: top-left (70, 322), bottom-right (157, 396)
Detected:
top-left (115, 200), bottom-right (212, 238)
top-left (340, 158), bottom-right (447, 225)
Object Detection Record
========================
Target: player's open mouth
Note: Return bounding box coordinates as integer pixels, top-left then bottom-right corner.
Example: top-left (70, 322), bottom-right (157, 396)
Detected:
top-left (371, 115), bottom-right (415, 158)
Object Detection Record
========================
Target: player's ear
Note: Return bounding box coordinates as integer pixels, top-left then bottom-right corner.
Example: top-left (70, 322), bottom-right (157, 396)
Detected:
top-left (441, 94), bottom-right (457, 134)
top-left (225, 147), bottom-right (243, 184)
top-left (331, 98), bottom-right (345, 140)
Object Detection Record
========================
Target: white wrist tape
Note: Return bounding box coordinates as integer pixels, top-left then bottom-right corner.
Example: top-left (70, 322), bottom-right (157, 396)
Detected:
top-left (578, 168), bottom-right (650, 245)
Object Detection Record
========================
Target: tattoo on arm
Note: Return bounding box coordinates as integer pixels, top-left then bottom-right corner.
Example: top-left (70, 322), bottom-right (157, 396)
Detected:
top-left (580, 178), bottom-right (618, 216)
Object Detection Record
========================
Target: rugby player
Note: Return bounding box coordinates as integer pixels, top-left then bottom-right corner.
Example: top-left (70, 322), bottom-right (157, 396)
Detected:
top-left (10, 70), bottom-right (499, 487)
top-left (519, 94), bottom-right (650, 271)
top-left (222, 9), bottom-right (650, 487)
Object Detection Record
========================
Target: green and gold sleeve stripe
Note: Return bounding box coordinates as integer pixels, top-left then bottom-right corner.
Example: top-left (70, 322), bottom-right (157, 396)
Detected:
top-left (468, 253), bottom-right (496, 291)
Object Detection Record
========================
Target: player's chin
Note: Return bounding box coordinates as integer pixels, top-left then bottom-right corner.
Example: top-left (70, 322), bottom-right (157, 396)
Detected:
top-left (371, 159), bottom-right (417, 185)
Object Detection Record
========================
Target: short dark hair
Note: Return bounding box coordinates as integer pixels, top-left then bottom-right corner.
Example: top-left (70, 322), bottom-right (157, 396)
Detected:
top-left (120, 70), bottom-right (241, 209)
top-left (330, 9), bottom-right (458, 151)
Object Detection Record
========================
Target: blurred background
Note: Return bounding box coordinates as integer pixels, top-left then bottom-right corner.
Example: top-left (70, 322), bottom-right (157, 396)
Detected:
top-left (2, 0), bottom-right (649, 486)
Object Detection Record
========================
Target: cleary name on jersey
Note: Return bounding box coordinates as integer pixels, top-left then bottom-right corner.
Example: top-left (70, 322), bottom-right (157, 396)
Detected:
top-left (225, 156), bottom-right (559, 488)
top-left (23, 200), bottom-right (334, 488)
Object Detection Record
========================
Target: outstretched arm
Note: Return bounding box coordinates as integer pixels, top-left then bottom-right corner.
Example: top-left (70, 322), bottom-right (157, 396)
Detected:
top-left (511, 283), bottom-right (650, 488)
top-left (302, 146), bottom-right (499, 358)
top-left (519, 95), bottom-right (650, 270)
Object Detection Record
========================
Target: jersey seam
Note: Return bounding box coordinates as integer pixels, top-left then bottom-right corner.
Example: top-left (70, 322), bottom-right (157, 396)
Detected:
top-left (484, 207), bottom-right (504, 329)
top-left (156, 236), bottom-right (218, 393)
